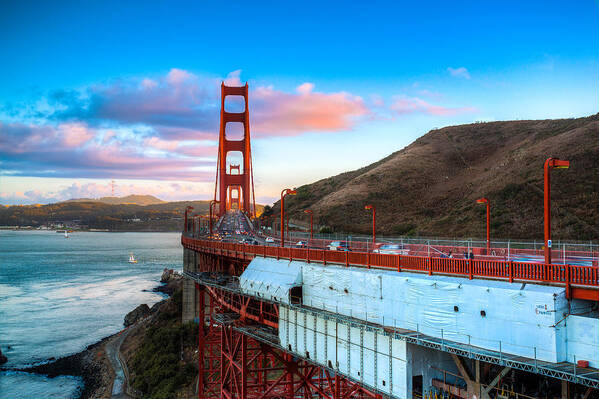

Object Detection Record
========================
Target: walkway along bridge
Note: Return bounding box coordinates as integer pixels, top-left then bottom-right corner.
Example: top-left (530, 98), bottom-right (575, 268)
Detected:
top-left (182, 83), bottom-right (599, 399)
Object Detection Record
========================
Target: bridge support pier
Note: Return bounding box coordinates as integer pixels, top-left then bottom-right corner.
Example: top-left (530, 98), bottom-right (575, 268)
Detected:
top-left (183, 247), bottom-right (198, 323)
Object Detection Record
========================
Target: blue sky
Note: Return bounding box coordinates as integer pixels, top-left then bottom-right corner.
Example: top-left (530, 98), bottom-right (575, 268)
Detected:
top-left (1, 1), bottom-right (598, 205)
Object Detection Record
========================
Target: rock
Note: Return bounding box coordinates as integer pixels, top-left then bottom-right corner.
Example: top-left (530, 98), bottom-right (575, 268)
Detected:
top-left (0, 348), bottom-right (7, 365)
top-left (160, 268), bottom-right (173, 283)
top-left (160, 268), bottom-right (181, 283)
top-left (124, 304), bottom-right (150, 327)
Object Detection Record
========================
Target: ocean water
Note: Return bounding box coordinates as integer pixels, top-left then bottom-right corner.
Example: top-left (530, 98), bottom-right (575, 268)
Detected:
top-left (0, 230), bottom-right (182, 399)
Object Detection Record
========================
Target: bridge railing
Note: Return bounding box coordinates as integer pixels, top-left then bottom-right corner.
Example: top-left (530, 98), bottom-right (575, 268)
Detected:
top-left (261, 230), bottom-right (599, 265)
top-left (182, 236), bottom-right (599, 293)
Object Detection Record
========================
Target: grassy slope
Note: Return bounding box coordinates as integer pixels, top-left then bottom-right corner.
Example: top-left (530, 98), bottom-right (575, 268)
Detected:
top-left (273, 114), bottom-right (599, 240)
top-left (123, 289), bottom-right (198, 399)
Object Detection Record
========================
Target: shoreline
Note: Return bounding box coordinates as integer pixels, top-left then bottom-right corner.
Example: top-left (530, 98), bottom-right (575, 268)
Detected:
top-left (12, 333), bottom-right (117, 399)
top-left (2, 277), bottom-right (180, 399)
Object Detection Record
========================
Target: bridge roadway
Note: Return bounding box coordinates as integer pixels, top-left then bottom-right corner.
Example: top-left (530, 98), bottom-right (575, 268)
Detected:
top-left (184, 226), bottom-right (599, 301)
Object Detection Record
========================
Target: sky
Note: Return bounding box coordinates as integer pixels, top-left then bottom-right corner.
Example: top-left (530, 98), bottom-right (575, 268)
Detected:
top-left (1, 1), bottom-right (598, 205)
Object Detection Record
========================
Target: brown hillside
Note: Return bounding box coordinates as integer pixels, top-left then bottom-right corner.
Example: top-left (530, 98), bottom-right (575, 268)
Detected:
top-left (273, 114), bottom-right (599, 240)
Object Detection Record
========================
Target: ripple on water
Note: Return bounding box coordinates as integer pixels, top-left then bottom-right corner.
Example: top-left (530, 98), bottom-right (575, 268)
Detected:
top-left (0, 371), bottom-right (83, 399)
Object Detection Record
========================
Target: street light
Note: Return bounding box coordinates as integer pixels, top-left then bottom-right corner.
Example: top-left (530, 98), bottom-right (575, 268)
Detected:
top-left (280, 188), bottom-right (297, 247)
top-left (184, 206), bottom-right (194, 232)
top-left (285, 213), bottom-right (290, 242)
top-left (304, 209), bottom-right (313, 240)
top-left (544, 158), bottom-right (570, 264)
top-left (364, 205), bottom-right (376, 246)
top-left (192, 213), bottom-right (200, 237)
top-left (476, 198), bottom-right (490, 253)
top-left (209, 200), bottom-right (219, 237)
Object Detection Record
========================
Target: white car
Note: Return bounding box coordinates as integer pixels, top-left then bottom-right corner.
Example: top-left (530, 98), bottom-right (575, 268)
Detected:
top-left (265, 237), bottom-right (275, 243)
top-left (372, 244), bottom-right (408, 255)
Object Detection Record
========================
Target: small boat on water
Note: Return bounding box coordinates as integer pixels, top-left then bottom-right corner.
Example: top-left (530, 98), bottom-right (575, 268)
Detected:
top-left (64, 230), bottom-right (69, 238)
top-left (128, 253), bottom-right (138, 263)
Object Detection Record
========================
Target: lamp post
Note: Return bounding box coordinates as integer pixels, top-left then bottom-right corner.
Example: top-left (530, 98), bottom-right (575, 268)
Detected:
top-left (476, 198), bottom-right (490, 253)
top-left (364, 205), bottom-right (376, 247)
top-left (285, 213), bottom-right (290, 242)
top-left (209, 200), bottom-right (219, 237)
top-left (192, 213), bottom-right (200, 237)
top-left (280, 188), bottom-right (297, 247)
top-left (304, 209), bottom-right (313, 240)
top-left (544, 158), bottom-right (570, 264)
top-left (199, 216), bottom-right (207, 235)
top-left (184, 206), bottom-right (194, 232)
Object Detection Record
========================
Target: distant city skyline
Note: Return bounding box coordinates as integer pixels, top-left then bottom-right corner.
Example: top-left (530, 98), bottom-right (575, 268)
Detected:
top-left (1, 1), bottom-right (598, 205)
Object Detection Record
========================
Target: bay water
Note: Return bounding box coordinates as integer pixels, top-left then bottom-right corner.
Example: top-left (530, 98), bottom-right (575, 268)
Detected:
top-left (0, 230), bottom-right (182, 398)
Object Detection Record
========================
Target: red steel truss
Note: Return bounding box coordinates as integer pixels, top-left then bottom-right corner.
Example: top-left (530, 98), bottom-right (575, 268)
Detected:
top-left (195, 283), bottom-right (383, 399)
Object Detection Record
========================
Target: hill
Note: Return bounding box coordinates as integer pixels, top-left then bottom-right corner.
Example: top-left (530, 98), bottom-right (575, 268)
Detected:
top-left (272, 114), bottom-right (599, 240)
top-left (0, 199), bottom-right (265, 231)
top-left (62, 194), bottom-right (166, 206)
top-left (0, 200), bottom-right (212, 231)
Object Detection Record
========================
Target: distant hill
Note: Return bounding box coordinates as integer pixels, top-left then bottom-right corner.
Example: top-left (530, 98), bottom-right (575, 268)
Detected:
top-left (63, 194), bottom-right (166, 206)
top-left (0, 199), bottom-right (265, 231)
top-left (272, 114), bottom-right (599, 240)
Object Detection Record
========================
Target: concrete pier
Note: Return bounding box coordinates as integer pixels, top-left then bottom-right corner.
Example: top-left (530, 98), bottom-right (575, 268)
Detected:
top-left (182, 247), bottom-right (197, 323)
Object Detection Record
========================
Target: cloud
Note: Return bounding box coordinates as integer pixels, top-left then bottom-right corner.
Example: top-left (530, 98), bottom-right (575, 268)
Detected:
top-left (42, 69), bottom-right (371, 138)
top-left (251, 83), bottom-right (369, 136)
top-left (447, 67), bottom-right (471, 79)
top-left (50, 68), bottom-right (218, 131)
top-left (1, 69), bottom-right (374, 183)
top-left (0, 122), bottom-right (214, 181)
top-left (390, 96), bottom-right (477, 116)
top-left (224, 70), bottom-right (243, 86)
top-left (0, 181), bottom-right (214, 205)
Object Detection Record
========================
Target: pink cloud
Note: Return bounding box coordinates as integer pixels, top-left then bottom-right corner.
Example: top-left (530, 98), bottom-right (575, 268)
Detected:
top-left (0, 181), bottom-right (214, 205)
top-left (390, 96), bottom-right (476, 116)
top-left (0, 122), bottom-right (215, 181)
top-left (47, 69), bottom-right (374, 139)
top-left (224, 70), bottom-right (243, 86)
top-left (59, 123), bottom-right (95, 147)
top-left (252, 83), bottom-right (369, 136)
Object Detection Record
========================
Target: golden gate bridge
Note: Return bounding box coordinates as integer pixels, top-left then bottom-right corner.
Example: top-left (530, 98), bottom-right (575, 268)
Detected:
top-left (181, 82), bottom-right (599, 399)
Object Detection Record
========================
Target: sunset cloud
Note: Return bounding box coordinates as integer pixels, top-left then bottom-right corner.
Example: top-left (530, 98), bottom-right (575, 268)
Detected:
top-left (390, 96), bottom-right (476, 116)
top-left (0, 68), bottom-right (472, 192)
top-left (0, 122), bottom-right (213, 181)
top-left (0, 181), bottom-right (214, 205)
top-left (43, 69), bottom-right (371, 139)
top-left (252, 83), bottom-right (369, 135)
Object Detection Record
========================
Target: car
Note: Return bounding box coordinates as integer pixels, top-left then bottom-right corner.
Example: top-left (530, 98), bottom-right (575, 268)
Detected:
top-left (327, 241), bottom-right (350, 251)
top-left (265, 237), bottom-right (275, 243)
top-left (295, 241), bottom-right (307, 248)
top-left (372, 244), bottom-right (408, 255)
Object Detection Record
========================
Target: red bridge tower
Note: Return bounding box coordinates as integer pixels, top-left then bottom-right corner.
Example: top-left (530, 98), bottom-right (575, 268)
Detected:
top-left (215, 83), bottom-right (256, 217)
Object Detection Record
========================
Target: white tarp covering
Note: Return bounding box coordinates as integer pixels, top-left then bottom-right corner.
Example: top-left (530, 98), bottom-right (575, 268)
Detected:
top-left (279, 305), bottom-right (408, 398)
top-left (244, 258), bottom-right (599, 366)
top-left (298, 261), bottom-right (572, 363)
top-left (566, 315), bottom-right (599, 368)
top-left (239, 257), bottom-right (302, 304)
top-left (302, 263), bottom-right (384, 323)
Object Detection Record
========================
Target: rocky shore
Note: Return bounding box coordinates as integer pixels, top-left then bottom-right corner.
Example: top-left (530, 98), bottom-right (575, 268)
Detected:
top-left (18, 335), bottom-right (114, 399)
top-left (10, 268), bottom-right (183, 399)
